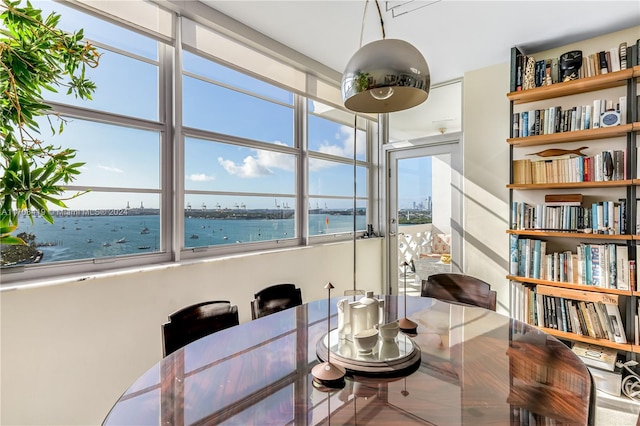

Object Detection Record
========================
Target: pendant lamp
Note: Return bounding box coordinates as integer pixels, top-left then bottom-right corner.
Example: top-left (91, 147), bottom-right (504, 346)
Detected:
top-left (341, 1), bottom-right (430, 113)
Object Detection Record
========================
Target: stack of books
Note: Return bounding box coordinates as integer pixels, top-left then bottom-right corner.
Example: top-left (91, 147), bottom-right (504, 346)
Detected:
top-left (571, 342), bottom-right (622, 396)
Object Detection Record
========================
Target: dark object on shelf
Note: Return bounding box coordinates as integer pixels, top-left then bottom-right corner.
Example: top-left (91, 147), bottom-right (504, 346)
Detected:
top-left (421, 273), bottom-right (497, 311)
top-left (162, 300), bottom-right (239, 356)
top-left (559, 50), bottom-right (583, 81)
top-left (251, 283), bottom-right (302, 319)
top-left (603, 150), bottom-right (614, 180)
top-left (527, 147), bottom-right (588, 157)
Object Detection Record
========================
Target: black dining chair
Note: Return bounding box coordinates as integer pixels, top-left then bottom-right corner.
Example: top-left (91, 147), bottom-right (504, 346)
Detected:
top-left (250, 283), bottom-right (303, 320)
top-left (162, 300), bottom-right (239, 356)
top-left (421, 273), bottom-right (497, 311)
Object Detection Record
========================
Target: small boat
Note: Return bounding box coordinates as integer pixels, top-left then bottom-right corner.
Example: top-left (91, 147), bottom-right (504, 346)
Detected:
top-left (103, 242), bottom-right (111, 247)
top-left (138, 245), bottom-right (151, 250)
top-left (190, 234), bottom-right (199, 239)
top-left (140, 227), bottom-right (150, 235)
top-left (116, 237), bottom-right (126, 243)
top-left (87, 239), bottom-right (93, 243)
top-left (223, 236), bottom-right (228, 240)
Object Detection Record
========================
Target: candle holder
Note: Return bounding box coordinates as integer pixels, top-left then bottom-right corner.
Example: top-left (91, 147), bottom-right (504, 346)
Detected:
top-left (398, 261), bottom-right (417, 334)
top-left (312, 282), bottom-right (346, 388)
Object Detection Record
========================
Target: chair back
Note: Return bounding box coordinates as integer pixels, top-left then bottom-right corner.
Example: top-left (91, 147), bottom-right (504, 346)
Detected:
top-left (251, 283), bottom-right (302, 319)
top-left (421, 273), bottom-right (497, 311)
top-left (163, 300), bottom-right (239, 356)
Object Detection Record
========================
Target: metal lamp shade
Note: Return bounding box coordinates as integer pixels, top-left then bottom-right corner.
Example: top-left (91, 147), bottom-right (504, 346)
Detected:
top-left (341, 39), bottom-right (430, 113)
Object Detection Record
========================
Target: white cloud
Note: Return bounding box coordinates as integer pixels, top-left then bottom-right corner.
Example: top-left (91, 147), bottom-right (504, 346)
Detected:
top-left (217, 141), bottom-right (294, 178)
top-left (315, 125), bottom-right (366, 158)
top-left (97, 165), bottom-right (124, 173)
top-left (186, 173), bottom-right (215, 182)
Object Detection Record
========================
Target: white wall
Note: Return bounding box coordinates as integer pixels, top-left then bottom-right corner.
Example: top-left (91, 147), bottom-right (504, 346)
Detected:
top-left (462, 62), bottom-right (511, 314)
top-left (432, 154), bottom-right (453, 235)
top-left (0, 238), bottom-right (383, 425)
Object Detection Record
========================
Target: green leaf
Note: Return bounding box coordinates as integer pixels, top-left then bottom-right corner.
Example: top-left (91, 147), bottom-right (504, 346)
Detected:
top-left (0, 235), bottom-right (26, 245)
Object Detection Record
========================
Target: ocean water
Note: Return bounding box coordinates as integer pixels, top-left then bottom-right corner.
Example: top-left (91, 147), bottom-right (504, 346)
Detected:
top-left (12, 213), bottom-right (365, 264)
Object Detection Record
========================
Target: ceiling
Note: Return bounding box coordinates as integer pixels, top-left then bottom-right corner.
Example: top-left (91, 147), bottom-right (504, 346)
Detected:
top-left (200, 0), bottom-right (640, 139)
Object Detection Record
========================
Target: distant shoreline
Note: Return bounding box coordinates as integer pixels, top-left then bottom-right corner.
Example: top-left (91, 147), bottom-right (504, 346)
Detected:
top-left (36, 208), bottom-right (366, 220)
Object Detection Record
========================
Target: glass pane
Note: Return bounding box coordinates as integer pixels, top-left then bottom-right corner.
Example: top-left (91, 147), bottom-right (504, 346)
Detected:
top-left (4, 192), bottom-right (161, 265)
top-left (308, 109), bottom-right (366, 161)
top-left (36, 1), bottom-right (158, 60)
top-left (308, 160), bottom-right (366, 198)
top-left (308, 198), bottom-right (366, 236)
top-left (183, 51), bottom-right (293, 104)
top-left (396, 154), bottom-right (452, 297)
top-left (34, 117), bottom-right (160, 189)
top-left (183, 195), bottom-right (296, 248)
top-left (184, 138), bottom-right (296, 193)
top-left (183, 76), bottom-right (294, 146)
top-left (44, 47), bottom-right (159, 121)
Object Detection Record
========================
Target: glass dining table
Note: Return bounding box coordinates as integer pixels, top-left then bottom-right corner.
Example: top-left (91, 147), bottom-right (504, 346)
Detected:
top-left (103, 295), bottom-right (594, 425)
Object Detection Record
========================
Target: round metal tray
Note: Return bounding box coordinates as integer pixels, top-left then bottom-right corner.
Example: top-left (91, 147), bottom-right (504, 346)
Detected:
top-left (316, 329), bottom-right (421, 377)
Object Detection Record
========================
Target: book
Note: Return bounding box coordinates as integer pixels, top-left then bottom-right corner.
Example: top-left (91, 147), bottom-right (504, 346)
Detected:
top-left (604, 303), bottom-right (627, 343)
top-left (619, 42), bottom-right (628, 70)
top-left (509, 234), bottom-right (519, 275)
top-left (571, 342), bottom-right (617, 371)
top-left (615, 245), bottom-right (629, 290)
top-left (545, 193), bottom-right (582, 204)
top-left (510, 46), bottom-right (523, 92)
top-left (599, 51), bottom-right (609, 74)
top-left (593, 99), bottom-right (601, 128)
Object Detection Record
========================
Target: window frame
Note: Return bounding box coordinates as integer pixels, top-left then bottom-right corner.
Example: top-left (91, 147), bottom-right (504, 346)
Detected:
top-left (0, 2), bottom-right (378, 286)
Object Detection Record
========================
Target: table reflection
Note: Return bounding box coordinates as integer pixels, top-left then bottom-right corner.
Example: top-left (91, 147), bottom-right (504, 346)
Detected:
top-left (103, 296), bottom-right (594, 425)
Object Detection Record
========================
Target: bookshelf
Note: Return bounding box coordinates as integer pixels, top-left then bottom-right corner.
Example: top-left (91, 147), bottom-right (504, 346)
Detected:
top-left (507, 46), bottom-right (639, 361)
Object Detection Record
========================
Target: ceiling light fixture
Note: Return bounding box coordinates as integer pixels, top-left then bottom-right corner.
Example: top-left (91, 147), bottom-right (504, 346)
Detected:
top-left (341, 0), bottom-right (430, 113)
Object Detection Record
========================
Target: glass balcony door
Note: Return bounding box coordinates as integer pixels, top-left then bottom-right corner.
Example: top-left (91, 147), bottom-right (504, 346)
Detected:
top-left (386, 134), bottom-right (462, 296)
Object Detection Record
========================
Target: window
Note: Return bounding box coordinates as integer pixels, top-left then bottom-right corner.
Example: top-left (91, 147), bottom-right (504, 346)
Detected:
top-left (1, 2), bottom-right (377, 284)
top-left (307, 100), bottom-right (369, 237)
top-left (182, 51), bottom-right (298, 249)
top-left (1, 2), bottom-right (166, 277)
top-left (183, 136), bottom-right (297, 248)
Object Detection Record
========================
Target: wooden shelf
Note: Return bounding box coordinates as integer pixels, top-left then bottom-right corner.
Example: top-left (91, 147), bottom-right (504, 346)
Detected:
top-left (507, 275), bottom-right (633, 296)
top-left (506, 229), bottom-right (633, 240)
top-left (507, 124), bottom-right (633, 147)
top-left (508, 180), bottom-right (632, 189)
top-left (536, 326), bottom-right (632, 352)
top-left (507, 67), bottom-right (637, 104)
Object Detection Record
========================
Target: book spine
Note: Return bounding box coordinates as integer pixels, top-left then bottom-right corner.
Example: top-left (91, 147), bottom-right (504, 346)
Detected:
top-left (616, 245), bottom-right (629, 290)
top-left (599, 51), bottom-right (609, 74)
top-left (593, 99), bottom-right (601, 128)
top-left (619, 42), bottom-right (628, 70)
top-left (510, 234), bottom-right (519, 276)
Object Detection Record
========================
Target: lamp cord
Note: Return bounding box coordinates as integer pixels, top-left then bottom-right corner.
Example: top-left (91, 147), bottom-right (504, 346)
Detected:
top-left (374, 0), bottom-right (386, 39)
top-left (353, 113), bottom-right (357, 293)
top-left (359, 0), bottom-right (386, 48)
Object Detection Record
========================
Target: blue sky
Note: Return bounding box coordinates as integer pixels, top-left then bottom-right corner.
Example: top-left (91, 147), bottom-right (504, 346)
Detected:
top-left (30, 1), bottom-right (429, 212)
